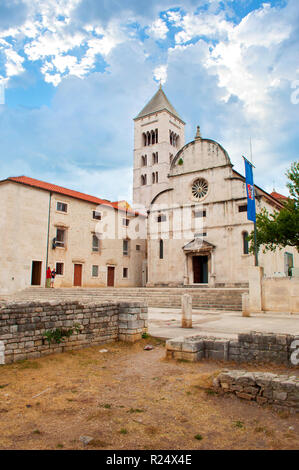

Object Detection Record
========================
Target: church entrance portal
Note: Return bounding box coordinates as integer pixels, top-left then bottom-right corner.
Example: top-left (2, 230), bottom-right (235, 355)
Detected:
top-left (193, 256), bottom-right (208, 284)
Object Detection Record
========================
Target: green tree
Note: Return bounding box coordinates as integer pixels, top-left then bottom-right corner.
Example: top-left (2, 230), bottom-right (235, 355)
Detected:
top-left (249, 161), bottom-right (299, 253)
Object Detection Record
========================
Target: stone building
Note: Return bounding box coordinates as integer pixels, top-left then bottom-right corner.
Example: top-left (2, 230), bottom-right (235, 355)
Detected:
top-left (132, 87), bottom-right (299, 287)
top-left (0, 176), bottom-right (146, 294)
top-left (0, 86), bottom-right (297, 295)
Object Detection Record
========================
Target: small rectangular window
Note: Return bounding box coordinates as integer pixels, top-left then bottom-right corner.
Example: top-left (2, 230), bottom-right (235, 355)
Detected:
top-left (123, 239), bottom-right (129, 256)
top-left (92, 265), bottom-right (99, 277)
top-left (93, 210), bottom-right (102, 220)
top-left (92, 234), bottom-right (99, 252)
top-left (123, 218), bottom-right (129, 227)
top-left (57, 202), bottom-right (68, 213)
top-left (157, 214), bottom-right (166, 223)
top-left (136, 244), bottom-right (141, 251)
top-left (194, 210), bottom-right (206, 218)
top-left (56, 228), bottom-right (65, 247)
top-left (56, 262), bottom-right (64, 275)
top-left (123, 267), bottom-right (128, 278)
top-left (238, 205), bottom-right (247, 212)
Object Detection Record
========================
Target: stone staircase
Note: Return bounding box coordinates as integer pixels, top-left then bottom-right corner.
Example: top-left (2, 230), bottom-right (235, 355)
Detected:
top-left (2, 286), bottom-right (247, 311)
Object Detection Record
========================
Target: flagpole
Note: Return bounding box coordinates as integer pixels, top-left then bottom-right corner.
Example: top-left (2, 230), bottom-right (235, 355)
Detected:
top-left (254, 222), bottom-right (258, 266)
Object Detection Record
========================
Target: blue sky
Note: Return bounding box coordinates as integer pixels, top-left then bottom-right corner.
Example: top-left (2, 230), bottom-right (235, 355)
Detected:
top-left (0, 0), bottom-right (298, 202)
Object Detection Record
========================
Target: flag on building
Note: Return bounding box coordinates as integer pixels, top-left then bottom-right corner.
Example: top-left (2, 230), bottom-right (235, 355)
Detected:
top-left (244, 157), bottom-right (256, 223)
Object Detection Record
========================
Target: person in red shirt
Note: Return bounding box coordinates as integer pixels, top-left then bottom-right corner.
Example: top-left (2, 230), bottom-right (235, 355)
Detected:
top-left (46, 266), bottom-right (51, 288)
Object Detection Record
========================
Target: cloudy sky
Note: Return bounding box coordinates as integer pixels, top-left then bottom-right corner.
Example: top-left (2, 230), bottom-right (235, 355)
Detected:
top-left (0, 0), bottom-right (298, 203)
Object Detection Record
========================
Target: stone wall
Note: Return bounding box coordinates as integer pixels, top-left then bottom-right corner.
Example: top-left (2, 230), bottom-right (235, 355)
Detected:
top-left (166, 331), bottom-right (299, 366)
top-left (262, 277), bottom-right (299, 313)
top-left (248, 267), bottom-right (299, 314)
top-left (213, 370), bottom-right (299, 412)
top-left (0, 300), bottom-right (148, 364)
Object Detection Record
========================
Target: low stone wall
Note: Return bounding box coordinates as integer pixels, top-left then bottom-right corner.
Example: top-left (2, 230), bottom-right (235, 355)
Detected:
top-left (0, 300), bottom-right (148, 364)
top-left (213, 370), bottom-right (299, 412)
top-left (166, 331), bottom-right (299, 366)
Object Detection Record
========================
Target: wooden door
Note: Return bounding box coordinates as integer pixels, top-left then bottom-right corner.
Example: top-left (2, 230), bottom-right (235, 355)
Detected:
top-left (107, 266), bottom-right (115, 287)
top-left (74, 264), bottom-right (82, 286)
top-left (31, 261), bottom-right (42, 285)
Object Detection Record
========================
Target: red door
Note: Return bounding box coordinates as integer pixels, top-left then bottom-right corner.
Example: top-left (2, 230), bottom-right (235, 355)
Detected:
top-left (107, 267), bottom-right (115, 287)
top-left (74, 264), bottom-right (82, 286)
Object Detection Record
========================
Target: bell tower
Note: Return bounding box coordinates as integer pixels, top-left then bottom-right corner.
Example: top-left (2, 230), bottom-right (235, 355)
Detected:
top-left (133, 85), bottom-right (185, 209)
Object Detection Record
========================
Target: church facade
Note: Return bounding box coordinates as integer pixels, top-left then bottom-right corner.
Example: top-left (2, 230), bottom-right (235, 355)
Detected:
top-left (0, 86), bottom-right (297, 295)
top-left (133, 87), bottom-right (298, 287)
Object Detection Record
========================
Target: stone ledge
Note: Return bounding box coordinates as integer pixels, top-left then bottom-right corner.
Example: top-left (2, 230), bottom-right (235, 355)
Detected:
top-left (166, 331), bottom-right (299, 366)
top-left (213, 369), bottom-right (299, 412)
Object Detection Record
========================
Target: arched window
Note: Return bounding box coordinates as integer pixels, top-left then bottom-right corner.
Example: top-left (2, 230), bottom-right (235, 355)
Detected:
top-left (155, 129), bottom-right (158, 143)
top-left (143, 133), bottom-right (147, 146)
top-left (141, 174), bottom-right (147, 186)
top-left (155, 172), bottom-right (158, 183)
top-left (152, 152), bottom-right (158, 164)
top-left (243, 231), bottom-right (249, 255)
top-left (151, 130), bottom-right (155, 145)
top-left (159, 239), bottom-right (163, 259)
top-left (152, 172), bottom-right (155, 184)
top-left (141, 155), bottom-right (147, 166)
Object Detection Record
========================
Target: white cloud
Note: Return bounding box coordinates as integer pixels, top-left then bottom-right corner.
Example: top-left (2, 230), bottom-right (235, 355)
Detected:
top-left (148, 18), bottom-right (169, 40)
top-left (175, 11), bottom-right (232, 44)
top-left (153, 64), bottom-right (168, 84)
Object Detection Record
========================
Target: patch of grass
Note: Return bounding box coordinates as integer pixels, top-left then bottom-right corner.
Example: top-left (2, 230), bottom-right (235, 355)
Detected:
top-left (205, 389), bottom-right (216, 396)
top-left (120, 428), bottom-right (128, 435)
top-left (186, 391), bottom-right (191, 396)
top-left (128, 408), bottom-right (144, 413)
top-left (102, 404), bottom-right (111, 409)
top-left (33, 429), bottom-right (41, 435)
top-left (194, 434), bottom-right (203, 440)
top-left (0, 384), bottom-right (9, 389)
top-left (177, 359), bottom-right (189, 363)
top-left (233, 420), bottom-right (245, 429)
top-left (57, 443), bottom-right (64, 449)
top-left (142, 333), bottom-right (149, 339)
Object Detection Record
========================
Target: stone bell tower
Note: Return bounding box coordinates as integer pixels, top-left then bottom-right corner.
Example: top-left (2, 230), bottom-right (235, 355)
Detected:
top-left (133, 85), bottom-right (185, 209)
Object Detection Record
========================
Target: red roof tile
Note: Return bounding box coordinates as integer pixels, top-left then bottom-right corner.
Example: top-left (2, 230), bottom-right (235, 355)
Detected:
top-left (270, 191), bottom-right (289, 201)
top-left (5, 176), bottom-right (138, 215)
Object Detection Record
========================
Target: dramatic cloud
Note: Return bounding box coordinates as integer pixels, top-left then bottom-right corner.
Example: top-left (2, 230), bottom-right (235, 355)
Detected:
top-left (0, 0), bottom-right (298, 200)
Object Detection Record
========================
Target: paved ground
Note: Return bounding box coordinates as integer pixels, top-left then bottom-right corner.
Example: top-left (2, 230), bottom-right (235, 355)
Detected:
top-left (148, 308), bottom-right (299, 339)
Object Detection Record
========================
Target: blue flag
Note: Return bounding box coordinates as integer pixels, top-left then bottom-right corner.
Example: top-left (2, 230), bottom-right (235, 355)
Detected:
top-left (244, 157), bottom-right (256, 223)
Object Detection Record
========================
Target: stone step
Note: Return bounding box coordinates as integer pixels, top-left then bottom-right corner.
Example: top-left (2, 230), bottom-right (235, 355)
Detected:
top-left (4, 286), bottom-right (246, 311)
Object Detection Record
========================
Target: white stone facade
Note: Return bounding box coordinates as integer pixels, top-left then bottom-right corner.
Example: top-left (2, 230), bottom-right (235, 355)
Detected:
top-left (0, 180), bottom-right (146, 294)
top-left (132, 89), bottom-right (299, 287)
top-left (0, 86), bottom-right (297, 295)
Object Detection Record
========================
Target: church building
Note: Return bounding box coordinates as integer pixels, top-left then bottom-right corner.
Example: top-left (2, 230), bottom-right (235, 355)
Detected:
top-left (0, 85), bottom-right (297, 295)
top-left (133, 86), bottom-right (298, 287)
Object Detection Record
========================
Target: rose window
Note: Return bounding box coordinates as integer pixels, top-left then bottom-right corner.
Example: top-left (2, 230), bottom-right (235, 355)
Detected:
top-left (191, 178), bottom-right (208, 200)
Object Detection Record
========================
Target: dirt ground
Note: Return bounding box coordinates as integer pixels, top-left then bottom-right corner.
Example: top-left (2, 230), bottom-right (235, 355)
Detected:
top-left (0, 337), bottom-right (298, 450)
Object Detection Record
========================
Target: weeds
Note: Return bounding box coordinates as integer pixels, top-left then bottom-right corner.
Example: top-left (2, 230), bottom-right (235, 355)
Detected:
top-left (233, 420), bottom-right (245, 429)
